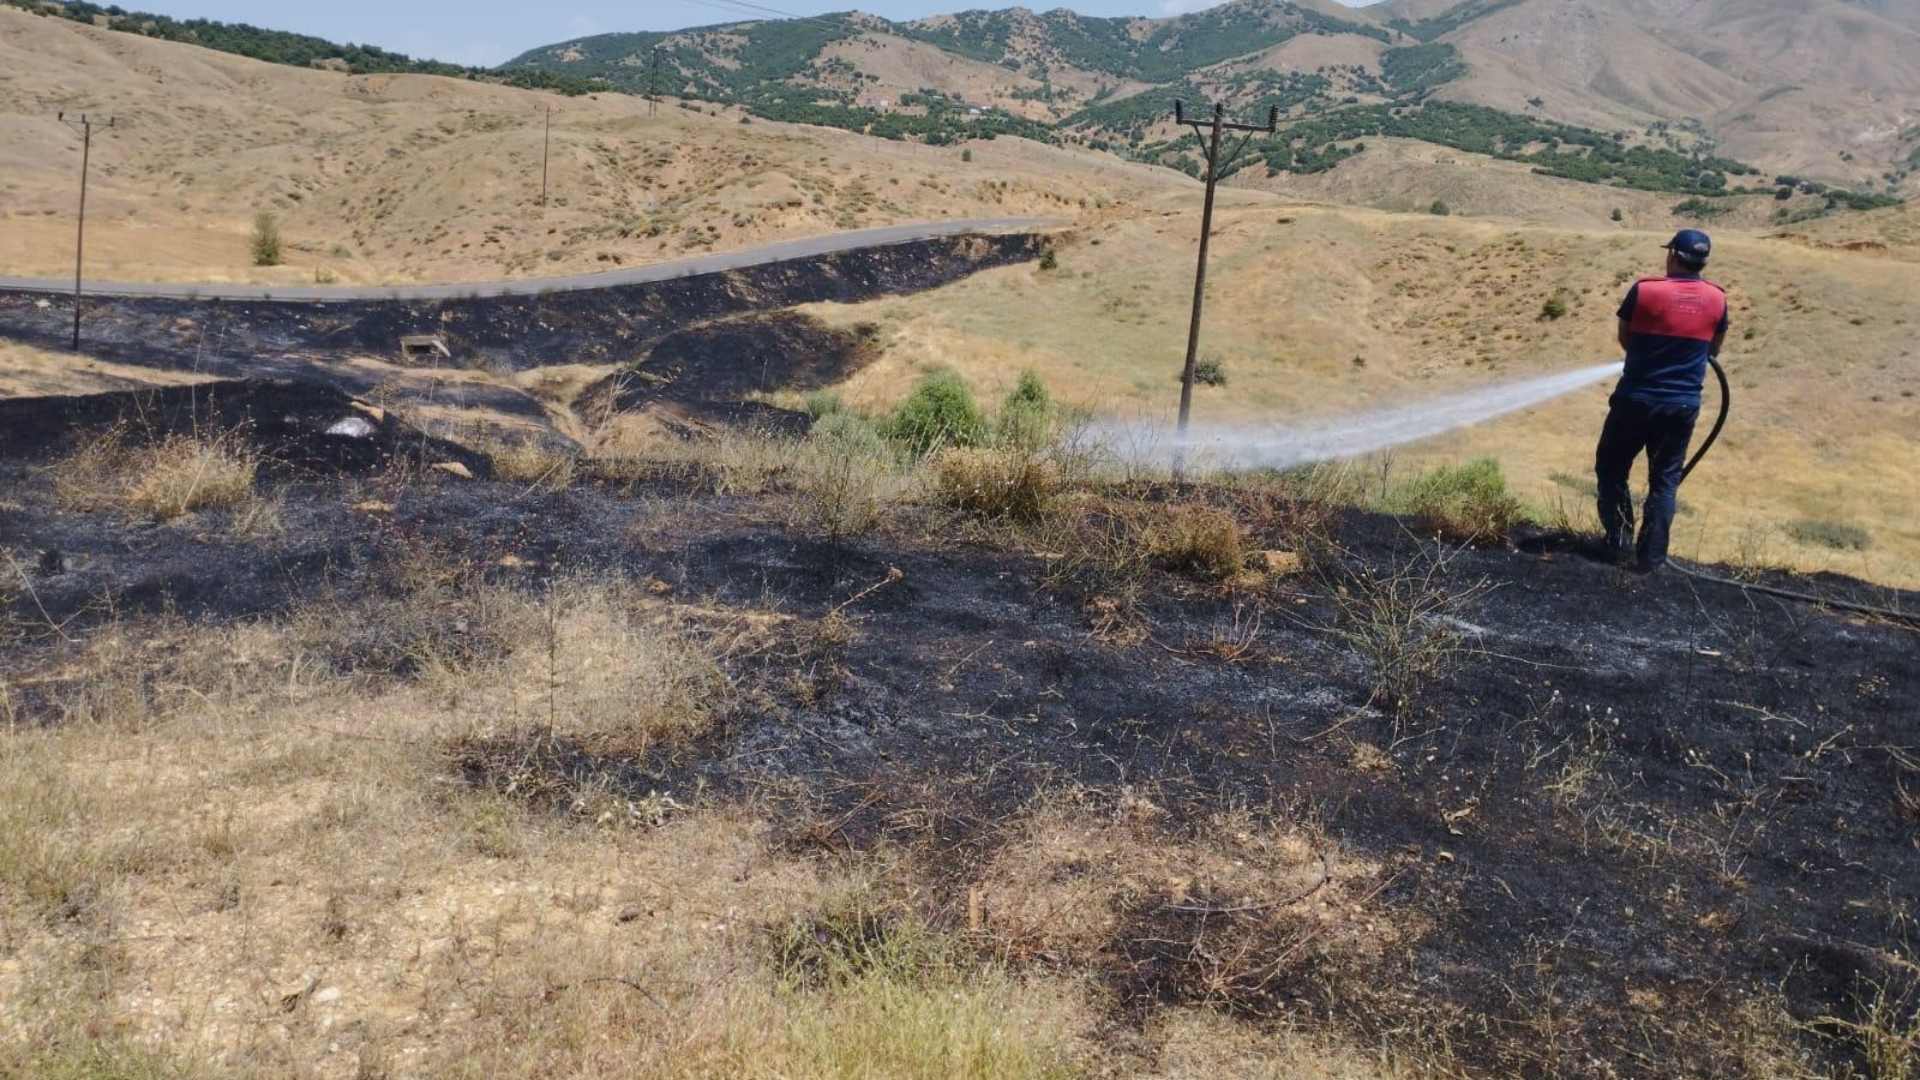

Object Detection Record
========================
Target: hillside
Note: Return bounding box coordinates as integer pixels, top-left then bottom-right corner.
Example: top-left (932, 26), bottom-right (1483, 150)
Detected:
top-left (0, 7), bottom-right (1181, 286)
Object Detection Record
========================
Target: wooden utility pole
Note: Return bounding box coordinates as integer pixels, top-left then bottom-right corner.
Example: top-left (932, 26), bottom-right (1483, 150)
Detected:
top-left (58, 112), bottom-right (113, 352)
top-left (1170, 99), bottom-right (1276, 478)
top-left (540, 104), bottom-right (552, 207)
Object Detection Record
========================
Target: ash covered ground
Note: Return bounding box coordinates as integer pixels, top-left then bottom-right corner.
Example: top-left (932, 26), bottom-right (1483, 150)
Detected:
top-left (1, 377), bottom-right (1915, 1077)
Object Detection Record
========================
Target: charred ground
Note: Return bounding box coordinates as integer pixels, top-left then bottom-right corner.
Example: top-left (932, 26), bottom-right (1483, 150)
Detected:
top-left (1, 380), bottom-right (1915, 1077)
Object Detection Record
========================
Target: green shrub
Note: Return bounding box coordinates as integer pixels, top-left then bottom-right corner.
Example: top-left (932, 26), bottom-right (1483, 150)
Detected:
top-left (1190, 356), bottom-right (1227, 387)
top-left (1673, 197), bottom-right (1730, 219)
top-left (1540, 293), bottom-right (1569, 320)
top-left (811, 409), bottom-right (888, 458)
top-left (1429, 200), bottom-right (1450, 216)
top-left (882, 371), bottom-right (988, 457)
top-left (997, 371), bottom-right (1054, 449)
top-left (1786, 518), bottom-right (1871, 551)
top-left (961, 148), bottom-right (974, 163)
top-left (250, 210), bottom-right (282, 267)
top-left (1389, 458), bottom-right (1528, 542)
top-left (804, 389), bottom-right (847, 420)
top-left (1610, 207), bottom-right (1623, 222)
top-left (1038, 248), bottom-right (1059, 271)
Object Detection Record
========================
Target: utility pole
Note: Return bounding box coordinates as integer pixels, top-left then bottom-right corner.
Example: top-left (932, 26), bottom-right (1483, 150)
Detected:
top-left (1170, 99), bottom-right (1276, 478)
top-left (648, 46), bottom-right (661, 118)
top-left (58, 112), bottom-right (113, 353)
top-left (540, 104), bottom-right (552, 207)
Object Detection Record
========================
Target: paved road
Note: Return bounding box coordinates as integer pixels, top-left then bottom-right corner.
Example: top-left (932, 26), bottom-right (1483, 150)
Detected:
top-left (0, 217), bottom-right (1065, 304)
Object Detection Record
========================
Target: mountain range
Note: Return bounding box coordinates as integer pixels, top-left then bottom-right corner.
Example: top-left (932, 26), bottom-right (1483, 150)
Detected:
top-left (503, 0), bottom-right (1920, 197)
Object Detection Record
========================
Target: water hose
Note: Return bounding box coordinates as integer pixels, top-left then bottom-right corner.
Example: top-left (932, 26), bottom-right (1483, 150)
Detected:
top-left (1677, 356), bottom-right (1731, 485)
top-left (1667, 358), bottom-right (1918, 629)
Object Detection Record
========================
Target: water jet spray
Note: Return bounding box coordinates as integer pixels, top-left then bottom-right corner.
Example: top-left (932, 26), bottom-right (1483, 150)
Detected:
top-left (1098, 361), bottom-right (1626, 472)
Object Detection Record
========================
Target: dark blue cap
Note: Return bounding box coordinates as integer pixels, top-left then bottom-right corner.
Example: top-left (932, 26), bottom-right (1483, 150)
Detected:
top-left (1665, 228), bottom-right (1712, 267)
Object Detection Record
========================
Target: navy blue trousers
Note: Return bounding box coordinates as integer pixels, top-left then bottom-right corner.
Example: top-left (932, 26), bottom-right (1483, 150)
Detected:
top-left (1595, 397), bottom-right (1698, 569)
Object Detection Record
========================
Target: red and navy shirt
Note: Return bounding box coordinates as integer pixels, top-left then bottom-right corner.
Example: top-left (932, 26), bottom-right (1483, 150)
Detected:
top-left (1615, 273), bottom-right (1729, 408)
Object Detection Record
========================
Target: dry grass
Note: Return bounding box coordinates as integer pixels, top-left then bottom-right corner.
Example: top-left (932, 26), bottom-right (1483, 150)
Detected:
top-left (486, 436), bottom-right (580, 493)
top-left (1147, 504), bottom-right (1246, 582)
top-left (0, 542), bottom-right (1454, 1080)
top-left (598, 425), bottom-right (803, 496)
top-left (1815, 972), bottom-right (1920, 1080)
top-left (52, 428), bottom-right (261, 523)
top-left (786, 436), bottom-right (902, 543)
top-left (0, 587), bottom-right (1112, 1080)
top-left (930, 445), bottom-right (1058, 522)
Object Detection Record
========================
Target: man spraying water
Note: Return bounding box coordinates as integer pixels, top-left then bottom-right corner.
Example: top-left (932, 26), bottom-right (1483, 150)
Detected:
top-left (1595, 228), bottom-right (1728, 573)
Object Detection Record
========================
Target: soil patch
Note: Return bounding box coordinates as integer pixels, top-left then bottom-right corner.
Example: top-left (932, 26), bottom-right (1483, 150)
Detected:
top-left (581, 312), bottom-right (880, 436)
top-left (0, 379), bottom-right (492, 478)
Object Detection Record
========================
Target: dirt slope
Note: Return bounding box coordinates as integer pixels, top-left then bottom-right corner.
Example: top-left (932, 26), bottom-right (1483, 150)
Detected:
top-left (1428, 0), bottom-right (1920, 188)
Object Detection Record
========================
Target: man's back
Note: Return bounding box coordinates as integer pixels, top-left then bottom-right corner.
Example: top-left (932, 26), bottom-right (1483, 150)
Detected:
top-left (1616, 275), bottom-right (1728, 407)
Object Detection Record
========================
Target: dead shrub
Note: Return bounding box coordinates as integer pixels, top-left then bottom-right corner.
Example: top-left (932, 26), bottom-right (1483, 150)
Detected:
top-left (1302, 540), bottom-right (1493, 719)
top-left (931, 446), bottom-right (1057, 522)
top-left (1029, 497), bottom-right (1156, 637)
top-left (1147, 504), bottom-right (1245, 581)
top-left (53, 428), bottom-right (260, 522)
top-left (787, 438), bottom-right (898, 543)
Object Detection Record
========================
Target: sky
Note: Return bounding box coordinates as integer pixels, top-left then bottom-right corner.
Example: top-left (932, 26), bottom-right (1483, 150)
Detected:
top-left (129, 0), bottom-right (1375, 68)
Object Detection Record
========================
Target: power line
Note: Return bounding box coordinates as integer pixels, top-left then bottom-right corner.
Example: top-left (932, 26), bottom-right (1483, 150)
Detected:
top-left (679, 0), bottom-right (850, 32)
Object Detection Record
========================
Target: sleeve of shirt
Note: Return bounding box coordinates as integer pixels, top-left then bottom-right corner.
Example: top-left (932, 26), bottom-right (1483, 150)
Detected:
top-left (1716, 305), bottom-right (1730, 336)
top-left (1616, 284), bottom-right (1638, 322)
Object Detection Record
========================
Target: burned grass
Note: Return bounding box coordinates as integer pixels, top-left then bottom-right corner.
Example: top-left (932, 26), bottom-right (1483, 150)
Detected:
top-left (2, 411), bottom-right (1918, 1078)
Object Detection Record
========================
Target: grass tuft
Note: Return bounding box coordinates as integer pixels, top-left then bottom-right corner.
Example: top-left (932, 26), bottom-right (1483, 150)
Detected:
top-left (487, 437), bottom-right (579, 492)
top-left (1148, 504), bottom-right (1245, 581)
top-left (1386, 458), bottom-right (1528, 543)
top-left (55, 429), bottom-right (260, 522)
top-left (1787, 517), bottom-right (1872, 551)
top-left (931, 446), bottom-right (1057, 522)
